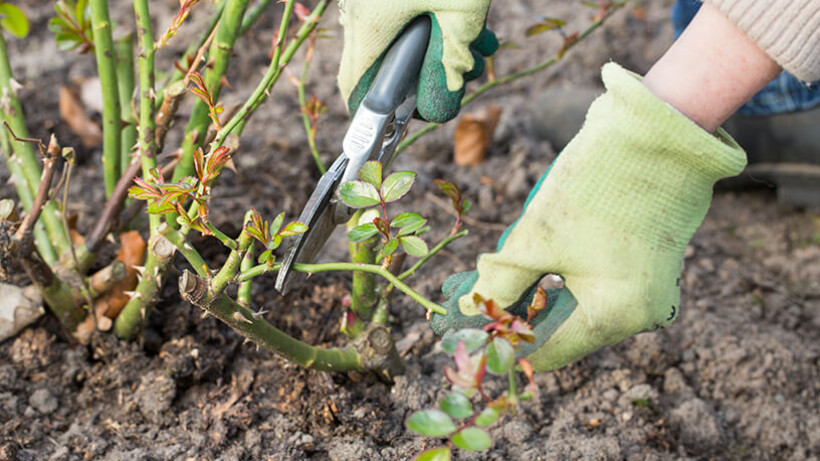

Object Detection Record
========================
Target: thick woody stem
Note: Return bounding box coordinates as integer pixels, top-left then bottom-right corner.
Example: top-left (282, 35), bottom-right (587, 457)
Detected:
top-left (179, 270), bottom-right (365, 372)
top-left (90, 0), bottom-right (123, 197)
top-left (115, 0), bottom-right (165, 340)
top-left (0, 34), bottom-right (70, 262)
top-left (116, 33), bottom-right (137, 177)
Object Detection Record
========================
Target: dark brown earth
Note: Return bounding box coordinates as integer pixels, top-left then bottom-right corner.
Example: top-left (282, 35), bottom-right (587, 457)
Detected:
top-left (1, 1), bottom-right (819, 460)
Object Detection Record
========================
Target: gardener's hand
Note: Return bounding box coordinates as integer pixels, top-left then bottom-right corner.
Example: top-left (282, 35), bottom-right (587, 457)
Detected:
top-left (430, 63), bottom-right (747, 372)
top-left (337, 0), bottom-right (498, 123)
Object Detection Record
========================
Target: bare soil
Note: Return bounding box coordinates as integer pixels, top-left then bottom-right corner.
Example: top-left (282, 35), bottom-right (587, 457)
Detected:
top-left (1, 1), bottom-right (819, 460)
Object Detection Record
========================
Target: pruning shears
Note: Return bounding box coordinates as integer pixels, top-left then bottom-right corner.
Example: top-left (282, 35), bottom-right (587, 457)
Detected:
top-left (275, 17), bottom-right (431, 294)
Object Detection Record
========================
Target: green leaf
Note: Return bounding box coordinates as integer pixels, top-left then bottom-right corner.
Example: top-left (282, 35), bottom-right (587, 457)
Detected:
top-left (49, 16), bottom-right (69, 32)
top-left (382, 238), bottom-right (399, 257)
top-left (440, 329), bottom-right (488, 355)
top-left (406, 410), bottom-right (456, 437)
top-left (413, 447), bottom-right (451, 461)
top-left (440, 393), bottom-right (473, 420)
top-left (75, 0), bottom-right (88, 28)
top-left (349, 223), bottom-right (379, 242)
top-left (451, 427), bottom-right (491, 452)
top-left (486, 337), bottom-right (515, 375)
top-left (0, 3), bottom-right (29, 38)
top-left (525, 18), bottom-right (566, 37)
top-left (400, 236), bottom-right (428, 257)
top-left (392, 212), bottom-right (427, 236)
top-left (339, 181), bottom-right (381, 208)
top-left (474, 407), bottom-right (500, 427)
top-left (358, 160), bottom-right (382, 189)
top-left (380, 171), bottom-right (416, 203)
top-left (280, 221), bottom-right (308, 237)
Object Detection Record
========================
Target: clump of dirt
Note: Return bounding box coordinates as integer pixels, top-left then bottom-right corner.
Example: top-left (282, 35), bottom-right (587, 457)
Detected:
top-left (1, 1), bottom-right (819, 460)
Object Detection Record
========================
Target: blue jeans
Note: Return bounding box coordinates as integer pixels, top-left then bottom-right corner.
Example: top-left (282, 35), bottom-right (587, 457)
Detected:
top-left (672, 0), bottom-right (820, 116)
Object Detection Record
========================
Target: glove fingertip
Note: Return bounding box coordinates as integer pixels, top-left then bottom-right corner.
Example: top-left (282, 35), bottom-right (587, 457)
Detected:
top-left (472, 28), bottom-right (499, 57)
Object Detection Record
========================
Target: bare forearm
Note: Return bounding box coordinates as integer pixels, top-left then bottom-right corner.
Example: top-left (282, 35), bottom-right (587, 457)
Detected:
top-left (643, 3), bottom-right (781, 132)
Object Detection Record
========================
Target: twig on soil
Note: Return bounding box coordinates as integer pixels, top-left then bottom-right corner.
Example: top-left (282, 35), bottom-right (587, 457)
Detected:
top-left (13, 135), bottom-right (60, 241)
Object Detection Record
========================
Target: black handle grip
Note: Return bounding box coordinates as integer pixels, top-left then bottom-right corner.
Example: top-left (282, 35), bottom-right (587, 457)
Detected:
top-left (361, 16), bottom-right (431, 115)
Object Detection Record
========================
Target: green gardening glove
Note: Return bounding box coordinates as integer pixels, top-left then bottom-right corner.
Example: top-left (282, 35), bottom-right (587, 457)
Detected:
top-left (337, 0), bottom-right (498, 123)
top-left (430, 63), bottom-right (747, 372)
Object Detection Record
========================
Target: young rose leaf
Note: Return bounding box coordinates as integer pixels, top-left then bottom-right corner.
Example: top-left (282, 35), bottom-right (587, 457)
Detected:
top-left (269, 211), bottom-right (285, 237)
top-left (519, 358), bottom-right (537, 394)
top-left (413, 446), bottom-right (451, 461)
top-left (381, 171), bottom-right (416, 203)
top-left (373, 216), bottom-right (390, 237)
top-left (258, 248), bottom-right (275, 266)
top-left (525, 18), bottom-right (566, 36)
top-left (0, 3), bottom-right (30, 38)
top-left (128, 177), bottom-right (161, 201)
top-left (193, 147), bottom-right (206, 182)
top-left (392, 212), bottom-right (427, 236)
top-left (349, 223), bottom-right (379, 242)
top-left (440, 329), bottom-right (488, 355)
top-left (382, 238), bottom-right (399, 257)
top-left (406, 410), bottom-right (457, 437)
top-left (293, 2), bottom-right (311, 22)
top-left (474, 407), bottom-right (500, 427)
top-left (280, 221), bottom-right (308, 237)
top-left (486, 337), bottom-right (515, 375)
top-left (440, 393), bottom-right (473, 420)
top-left (145, 198), bottom-right (177, 215)
top-left (339, 181), bottom-right (380, 208)
top-left (358, 160), bottom-right (382, 189)
top-left (444, 365), bottom-right (476, 390)
top-left (400, 236), bottom-right (428, 257)
top-left (451, 427), bottom-right (492, 452)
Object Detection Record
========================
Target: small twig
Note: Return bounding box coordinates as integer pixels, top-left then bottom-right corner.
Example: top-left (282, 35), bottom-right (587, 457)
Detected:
top-left (14, 135), bottom-right (59, 241)
top-left (399, 229), bottom-right (468, 281)
top-left (296, 46), bottom-right (326, 173)
top-left (183, 17), bottom-right (221, 86)
top-left (86, 157), bottom-right (142, 253)
top-left (235, 261), bottom-right (447, 315)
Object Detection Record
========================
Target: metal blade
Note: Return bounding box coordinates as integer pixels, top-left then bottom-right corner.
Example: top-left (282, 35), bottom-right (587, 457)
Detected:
top-left (275, 155), bottom-right (348, 294)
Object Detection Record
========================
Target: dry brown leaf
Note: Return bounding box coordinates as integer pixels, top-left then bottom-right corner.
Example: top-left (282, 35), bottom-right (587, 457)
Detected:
top-left (91, 231), bottom-right (146, 325)
top-left (59, 86), bottom-right (102, 148)
top-left (453, 104), bottom-right (502, 166)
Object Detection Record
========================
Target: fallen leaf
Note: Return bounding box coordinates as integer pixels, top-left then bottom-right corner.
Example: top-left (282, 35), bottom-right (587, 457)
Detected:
top-left (453, 104), bottom-right (502, 166)
top-left (59, 86), bottom-right (102, 148)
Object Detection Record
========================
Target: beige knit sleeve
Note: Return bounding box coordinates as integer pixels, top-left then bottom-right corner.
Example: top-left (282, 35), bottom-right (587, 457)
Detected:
top-left (704, 0), bottom-right (820, 82)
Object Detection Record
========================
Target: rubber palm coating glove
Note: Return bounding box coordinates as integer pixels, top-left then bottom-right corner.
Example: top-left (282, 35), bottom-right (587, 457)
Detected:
top-left (430, 63), bottom-right (747, 372)
top-left (337, 0), bottom-right (498, 123)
